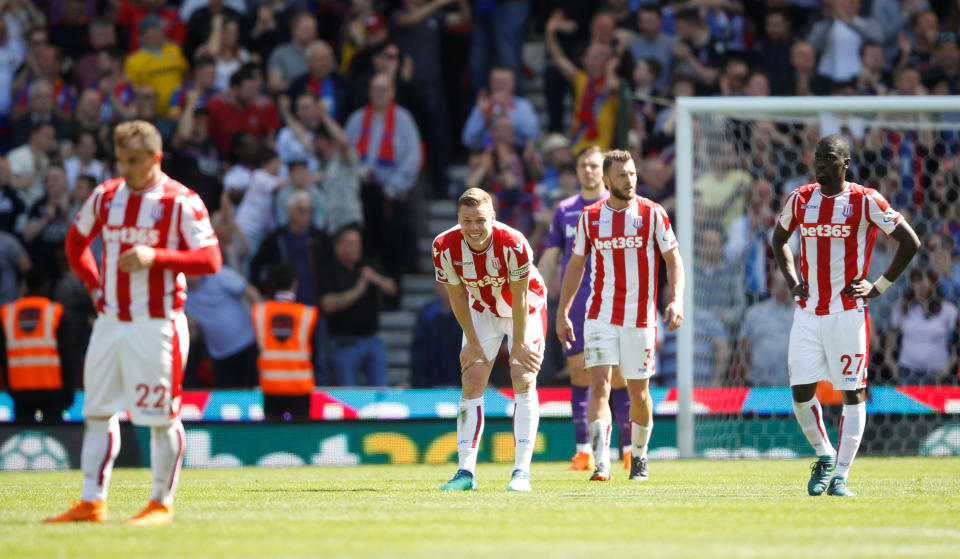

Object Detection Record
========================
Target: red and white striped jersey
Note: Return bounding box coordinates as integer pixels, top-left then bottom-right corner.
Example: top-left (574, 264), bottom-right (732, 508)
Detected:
top-left (432, 222), bottom-right (546, 317)
top-left (573, 196), bottom-right (678, 327)
top-left (73, 175), bottom-right (219, 321)
top-left (778, 182), bottom-right (902, 315)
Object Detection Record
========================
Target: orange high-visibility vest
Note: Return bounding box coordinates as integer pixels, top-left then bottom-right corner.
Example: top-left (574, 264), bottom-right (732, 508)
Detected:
top-left (1, 296), bottom-right (64, 391)
top-left (252, 300), bottom-right (317, 396)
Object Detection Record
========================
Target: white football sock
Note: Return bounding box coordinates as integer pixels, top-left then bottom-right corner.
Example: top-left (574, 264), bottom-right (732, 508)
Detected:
top-left (149, 419), bottom-right (185, 506)
top-left (792, 397), bottom-right (836, 457)
top-left (833, 402), bottom-right (866, 479)
top-left (588, 419), bottom-right (612, 467)
top-left (512, 391), bottom-right (539, 473)
top-left (631, 421), bottom-right (653, 460)
top-left (81, 415), bottom-right (121, 502)
top-left (457, 397), bottom-right (484, 474)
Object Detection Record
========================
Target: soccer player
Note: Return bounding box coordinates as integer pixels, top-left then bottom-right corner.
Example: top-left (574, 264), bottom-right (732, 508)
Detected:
top-left (557, 150), bottom-right (684, 482)
top-left (433, 188), bottom-right (547, 492)
top-left (44, 120), bottom-right (222, 525)
top-left (539, 146), bottom-right (633, 472)
top-left (771, 134), bottom-right (919, 497)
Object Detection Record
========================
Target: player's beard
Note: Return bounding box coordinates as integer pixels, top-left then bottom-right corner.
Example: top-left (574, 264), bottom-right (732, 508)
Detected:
top-left (609, 182), bottom-right (634, 201)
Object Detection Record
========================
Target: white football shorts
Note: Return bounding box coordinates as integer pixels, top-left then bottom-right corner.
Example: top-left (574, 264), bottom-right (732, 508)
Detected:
top-left (787, 307), bottom-right (868, 390)
top-left (83, 313), bottom-right (189, 426)
top-left (583, 319), bottom-right (657, 380)
top-left (464, 306), bottom-right (547, 366)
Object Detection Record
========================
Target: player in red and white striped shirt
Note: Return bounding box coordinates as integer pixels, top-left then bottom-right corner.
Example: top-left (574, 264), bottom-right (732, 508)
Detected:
top-left (433, 188), bottom-right (546, 492)
top-left (772, 134), bottom-right (919, 497)
top-left (45, 121), bottom-right (221, 526)
top-left (557, 150), bottom-right (685, 482)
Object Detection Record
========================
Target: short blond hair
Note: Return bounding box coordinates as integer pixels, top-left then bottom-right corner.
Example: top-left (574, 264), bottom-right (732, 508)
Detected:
top-left (458, 187), bottom-right (493, 210)
top-left (114, 120), bottom-right (162, 153)
top-left (603, 149), bottom-right (633, 176)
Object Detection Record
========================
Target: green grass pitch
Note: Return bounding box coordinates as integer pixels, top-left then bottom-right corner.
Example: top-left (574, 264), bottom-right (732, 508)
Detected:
top-left (2, 457), bottom-right (958, 559)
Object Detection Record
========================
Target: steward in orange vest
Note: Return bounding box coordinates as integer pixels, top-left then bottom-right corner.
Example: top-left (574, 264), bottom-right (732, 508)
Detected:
top-left (251, 263), bottom-right (318, 421)
top-left (0, 270), bottom-right (76, 424)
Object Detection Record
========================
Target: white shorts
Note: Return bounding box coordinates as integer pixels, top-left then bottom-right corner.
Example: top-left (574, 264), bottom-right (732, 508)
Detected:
top-left (787, 307), bottom-right (868, 390)
top-left (583, 319), bottom-right (657, 380)
top-left (83, 313), bottom-right (190, 426)
top-left (465, 307), bottom-right (547, 365)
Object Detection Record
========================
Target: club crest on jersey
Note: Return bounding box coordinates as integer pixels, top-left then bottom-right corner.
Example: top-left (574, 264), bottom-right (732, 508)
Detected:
top-left (841, 204), bottom-right (854, 218)
top-left (150, 204), bottom-right (165, 221)
top-left (489, 257), bottom-right (502, 270)
top-left (632, 216), bottom-right (644, 229)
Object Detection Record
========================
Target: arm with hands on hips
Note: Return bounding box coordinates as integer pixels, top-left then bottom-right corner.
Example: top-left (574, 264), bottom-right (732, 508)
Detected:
top-left (509, 275), bottom-right (541, 374)
top-left (444, 282), bottom-right (486, 371)
top-left (841, 221), bottom-right (920, 300)
top-left (771, 223), bottom-right (809, 301)
top-left (556, 251), bottom-right (586, 350)
top-left (662, 248), bottom-right (685, 331)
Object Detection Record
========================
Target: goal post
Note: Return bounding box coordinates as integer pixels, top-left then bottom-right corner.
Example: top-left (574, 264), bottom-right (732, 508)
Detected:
top-left (674, 95), bottom-right (960, 459)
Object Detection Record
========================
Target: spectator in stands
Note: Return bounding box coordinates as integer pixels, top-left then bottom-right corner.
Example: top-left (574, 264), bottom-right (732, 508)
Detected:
top-left (115, 0), bottom-right (186, 52)
top-left (273, 161), bottom-right (325, 231)
top-left (267, 11), bottom-right (317, 95)
top-left (895, 9), bottom-right (939, 74)
top-left (23, 164), bottom-right (70, 283)
top-left (465, 113), bottom-right (542, 236)
top-left (718, 57), bottom-right (750, 97)
top-left (469, 0), bottom-right (529, 96)
top-left (0, 155), bottom-right (27, 236)
top-left (1, 268), bottom-right (75, 424)
top-left (409, 282), bottom-right (463, 388)
top-left (349, 40), bottom-right (428, 136)
top-left (772, 40), bottom-right (830, 96)
top-left (167, 56), bottom-right (219, 120)
top-left (695, 226), bottom-right (746, 334)
top-left (288, 40), bottom-right (348, 123)
top-left (0, 229), bottom-right (29, 305)
top-left (248, 0), bottom-right (295, 59)
top-left (124, 14), bottom-right (188, 119)
top-left (276, 93), bottom-right (321, 176)
top-left (537, 133), bottom-right (574, 201)
top-left (130, 85), bottom-right (174, 141)
top-left (319, 225), bottom-right (395, 387)
top-left (886, 266), bottom-right (959, 385)
top-left (894, 65), bottom-right (924, 95)
top-left (63, 131), bottom-right (105, 192)
top-left (807, 0), bottom-right (883, 83)
top-left (49, 0), bottom-right (89, 57)
top-left (313, 110), bottom-right (364, 236)
top-left (658, 307), bottom-right (730, 388)
top-left (346, 12), bottom-right (391, 82)
top-left (71, 17), bottom-right (117, 90)
top-left (724, 178), bottom-right (777, 302)
top-left (253, 262), bottom-right (318, 420)
top-left (339, 0), bottom-right (377, 74)
top-left (922, 32), bottom-right (960, 93)
top-left (737, 272), bottom-right (793, 386)
top-left (694, 142), bottom-right (751, 231)
top-left (222, 131), bottom-right (259, 206)
top-left (345, 72), bottom-right (421, 279)
top-left (184, 0), bottom-right (246, 61)
top-left (10, 79), bottom-right (64, 148)
top-left (855, 41), bottom-right (892, 95)
top-left (235, 147), bottom-right (283, 254)
top-left (168, 95), bottom-right (223, 213)
top-left (63, 90), bottom-right (108, 155)
top-left (628, 57), bottom-right (662, 151)
top-left (199, 13), bottom-right (252, 93)
top-left (672, 7), bottom-right (724, 95)
top-left (637, 155), bottom-right (675, 215)
top-left (749, 8), bottom-right (794, 86)
top-left (871, 0), bottom-right (929, 67)
top-left (205, 65), bottom-right (281, 156)
top-left (12, 44), bottom-right (73, 124)
top-left (462, 66), bottom-right (539, 151)
top-left (627, 4), bottom-right (674, 94)
top-left (8, 122), bottom-right (55, 206)
top-left (10, 25), bottom-right (49, 108)
top-left (927, 232), bottom-right (960, 302)
top-left (185, 265), bottom-right (261, 389)
top-left (545, 11), bottom-right (620, 153)
top-left (90, 48), bottom-right (135, 124)
top-left (0, 14), bottom-right (25, 151)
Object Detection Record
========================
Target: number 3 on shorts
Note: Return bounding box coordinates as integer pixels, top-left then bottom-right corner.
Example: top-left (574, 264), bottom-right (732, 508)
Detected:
top-left (839, 354), bottom-right (865, 375)
top-left (135, 383), bottom-right (168, 409)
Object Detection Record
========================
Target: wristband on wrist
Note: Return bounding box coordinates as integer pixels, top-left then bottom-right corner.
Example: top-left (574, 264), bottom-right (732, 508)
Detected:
top-left (873, 275), bottom-right (893, 294)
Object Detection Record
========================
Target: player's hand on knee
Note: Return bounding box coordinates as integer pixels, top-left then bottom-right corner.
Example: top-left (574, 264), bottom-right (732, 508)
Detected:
top-left (511, 342), bottom-right (542, 373)
top-left (460, 342), bottom-right (487, 371)
top-left (118, 246), bottom-right (156, 273)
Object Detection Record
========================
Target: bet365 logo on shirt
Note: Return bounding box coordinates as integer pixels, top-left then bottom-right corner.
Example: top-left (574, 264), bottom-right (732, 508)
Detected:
top-left (799, 224), bottom-right (852, 238)
top-left (593, 236), bottom-right (643, 250)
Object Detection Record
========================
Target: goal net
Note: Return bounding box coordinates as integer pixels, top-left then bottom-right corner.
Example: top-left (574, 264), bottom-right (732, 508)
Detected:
top-left (672, 96), bottom-right (960, 460)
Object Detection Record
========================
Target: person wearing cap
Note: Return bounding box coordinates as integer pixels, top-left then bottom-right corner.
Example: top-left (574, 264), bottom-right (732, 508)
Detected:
top-left (537, 133), bottom-right (573, 200)
top-left (267, 12), bottom-right (318, 95)
top-left (341, 7), bottom-right (390, 75)
top-left (115, 0), bottom-right (186, 53)
top-left (462, 66), bottom-right (539, 151)
top-left (124, 13), bottom-right (188, 119)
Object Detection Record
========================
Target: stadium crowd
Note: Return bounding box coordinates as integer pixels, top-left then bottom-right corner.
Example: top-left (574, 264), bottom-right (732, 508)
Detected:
top-left (0, 0), bottom-right (958, 403)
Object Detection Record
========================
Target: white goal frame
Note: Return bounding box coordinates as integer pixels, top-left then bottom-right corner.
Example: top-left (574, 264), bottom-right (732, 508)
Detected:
top-left (674, 95), bottom-right (960, 458)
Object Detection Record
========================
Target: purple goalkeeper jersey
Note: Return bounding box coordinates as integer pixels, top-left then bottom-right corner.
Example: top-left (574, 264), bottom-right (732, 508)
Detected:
top-left (547, 190), bottom-right (609, 295)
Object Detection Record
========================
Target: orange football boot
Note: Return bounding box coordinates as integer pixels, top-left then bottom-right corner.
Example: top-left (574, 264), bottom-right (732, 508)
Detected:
top-left (622, 449), bottom-right (632, 470)
top-left (566, 451), bottom-right (596, 471)
top-left (124, 500), bottom-right (174, 526)
top-left (43, 500), bottom-right (107, 523)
